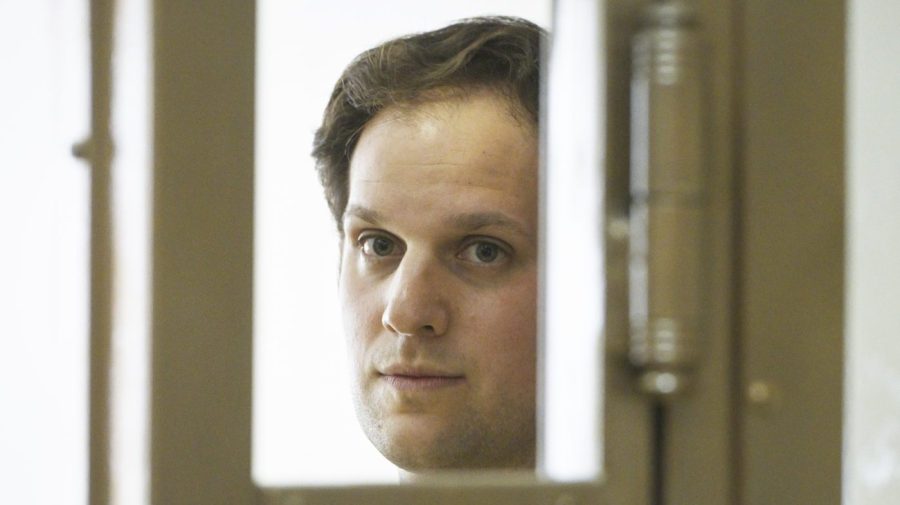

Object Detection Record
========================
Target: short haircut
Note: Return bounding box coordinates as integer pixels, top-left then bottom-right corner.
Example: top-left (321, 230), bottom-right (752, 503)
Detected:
top-left (312, 16), bottom-right (546, 231)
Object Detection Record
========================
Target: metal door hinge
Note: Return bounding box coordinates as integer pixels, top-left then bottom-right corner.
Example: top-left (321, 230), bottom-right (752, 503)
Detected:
top-left (628, 1), bottom-right (708, 397)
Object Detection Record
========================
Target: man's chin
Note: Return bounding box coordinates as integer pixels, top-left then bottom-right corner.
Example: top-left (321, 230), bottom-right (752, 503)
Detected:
top-left (367, 418), bottom-right (535, 473)
top-left (372, 418), bottom-right (465, 471)
top-left (356, 401), bottom-right (537, 472)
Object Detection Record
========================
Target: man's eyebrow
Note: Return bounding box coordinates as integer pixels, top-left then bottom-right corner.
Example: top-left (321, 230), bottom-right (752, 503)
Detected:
top-left (449, 212), bottom-right (531, 238)
top-left (344, 205), bottom-right (383, 224)
top-left (344, 206), bottom-right (532, 239)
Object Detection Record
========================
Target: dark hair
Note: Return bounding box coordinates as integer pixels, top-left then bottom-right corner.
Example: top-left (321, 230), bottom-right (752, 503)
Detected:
top-left (312, 16), bottom-right (545, 231)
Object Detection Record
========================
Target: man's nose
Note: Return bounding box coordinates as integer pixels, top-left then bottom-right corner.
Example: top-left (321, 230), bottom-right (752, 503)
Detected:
top-left (381, 253), bottom-right (450, 337)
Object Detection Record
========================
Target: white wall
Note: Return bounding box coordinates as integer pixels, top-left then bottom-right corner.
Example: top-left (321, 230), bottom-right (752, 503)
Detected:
top-left (845, 0), bottom-right (900, 503)
top-left (0, 2), bottom-right (90, 505)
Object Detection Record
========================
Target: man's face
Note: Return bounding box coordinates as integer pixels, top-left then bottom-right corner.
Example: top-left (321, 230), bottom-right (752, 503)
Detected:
top-left (338, 91), bottom-right (538, 471)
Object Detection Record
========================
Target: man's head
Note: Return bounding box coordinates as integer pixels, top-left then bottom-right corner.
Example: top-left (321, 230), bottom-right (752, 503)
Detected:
top-left (312, 17), bottom-right (544, 472)
top-left (313, 16), bottom-right (542, 232)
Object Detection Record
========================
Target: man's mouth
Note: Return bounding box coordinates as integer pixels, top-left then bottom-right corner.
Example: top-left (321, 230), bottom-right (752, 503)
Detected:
top-left (378, 365), bottom-right (465, 391)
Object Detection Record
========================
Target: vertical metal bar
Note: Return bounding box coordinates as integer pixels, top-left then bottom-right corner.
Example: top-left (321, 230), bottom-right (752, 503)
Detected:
top-left (659, 0), bottom-right (741, 503)
top-left (602, 0), bottom-right (656, 503)
top-left (738, 0), bottom-right (845, 503)
top-left (150, 1), bottom-right (255, 504)
top-left (88, 0), bottom-right (115, 504)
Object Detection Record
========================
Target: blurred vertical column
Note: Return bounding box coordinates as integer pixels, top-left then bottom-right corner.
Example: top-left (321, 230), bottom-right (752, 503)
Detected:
top-left (87, 0), bottom-right (114, 504)
top-left (627, 2), bottom-right (706, 397)
top-left (150, 1), bottom-right (256, 504)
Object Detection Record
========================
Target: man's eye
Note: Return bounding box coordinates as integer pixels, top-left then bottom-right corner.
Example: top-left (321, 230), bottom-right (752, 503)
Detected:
top-left (459, 241), bottom-right (508, 265)
top-left (360, 235), bottom-right (400, 257)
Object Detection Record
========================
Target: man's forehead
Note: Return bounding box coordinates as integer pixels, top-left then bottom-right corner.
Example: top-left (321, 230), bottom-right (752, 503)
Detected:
top-left (352, 163), bottom-right (534, 189)
top-left (350, 98), bottom-right (537, 180)
top-left (367, 88), bottom-right (536, 137)
top-left (346, 161), bottom-right (538, 230)
top-left (344, 90), bottom-right (539, 238)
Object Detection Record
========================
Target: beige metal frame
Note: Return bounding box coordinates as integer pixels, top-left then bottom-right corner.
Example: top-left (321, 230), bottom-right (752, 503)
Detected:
top-left (604, 1), bottom-right (847, 504)
top-left (142, 1), bottom-right (617, 504)
top-left (149, 0), bottom-right (256, 503)
top-left (85, 0), bottom-right (847, 504)
top-left (736, 1), bottom-right (845, 503)
top-left (261, 479), bottom-right (605, 505)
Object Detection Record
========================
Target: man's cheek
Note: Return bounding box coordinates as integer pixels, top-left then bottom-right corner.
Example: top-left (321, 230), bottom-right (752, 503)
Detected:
top-left (343, 286), bottom-right (387, 375)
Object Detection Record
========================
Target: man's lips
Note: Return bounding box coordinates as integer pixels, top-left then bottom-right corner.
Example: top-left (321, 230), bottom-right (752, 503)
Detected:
top-left (377, 365), bottom-right (465, 391)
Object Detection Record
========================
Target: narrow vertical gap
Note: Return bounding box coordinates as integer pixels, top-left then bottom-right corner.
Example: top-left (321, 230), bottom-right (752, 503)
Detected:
top-left (652, 403), bottom-right (667, 505)
top-left (728, 0), bottom-right (748, 504)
